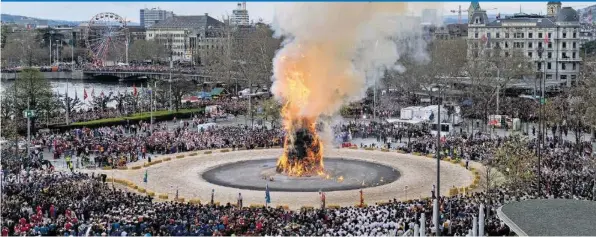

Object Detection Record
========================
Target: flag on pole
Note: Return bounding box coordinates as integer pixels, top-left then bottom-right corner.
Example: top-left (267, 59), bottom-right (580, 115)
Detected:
top-left (133, 84), bottom-right (138, 97)
top-left (83, 89), bottom-right (88, 100)
top-left (265, 184), bottom-right (271, 204)
top-left (544, 32), bottom-right (550, 44)
top-left (143, 170), bottom-right (148, 183)
top-left (100, 91), bottom-right (105, 98)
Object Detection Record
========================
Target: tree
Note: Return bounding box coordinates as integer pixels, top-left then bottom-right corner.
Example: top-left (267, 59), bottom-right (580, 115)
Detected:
top-left (201, 24), bottom-right (281, 93)
top-left (2, 68), bottom-right (54, 132)
top-left (492, 135), bottom-right (538, 193)
top-left (580, 40), bottom-right (596, 58)
top-left (90, 92), bottom-right (114, 110)
top-left (464, 45), bottom-right (535, 130)
top-left (259, 98), bottom-right (282, 124)
top-left (1, 31), bottom-right (47, 67)
top-left (59, 94), bottom-right (83, 121)
top-left (129, 39), bottom-right (169, 62)
top-left (168, 77), bottom-right (196, 112)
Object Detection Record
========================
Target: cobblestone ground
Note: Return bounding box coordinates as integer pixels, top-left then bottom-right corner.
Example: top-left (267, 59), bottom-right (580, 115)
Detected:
top-left (85, 149), bottom-right (479, 209)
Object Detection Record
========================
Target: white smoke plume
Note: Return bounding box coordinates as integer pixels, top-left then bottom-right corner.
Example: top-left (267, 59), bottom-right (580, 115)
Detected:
top-left (270, 3), bottom-right (442, 147)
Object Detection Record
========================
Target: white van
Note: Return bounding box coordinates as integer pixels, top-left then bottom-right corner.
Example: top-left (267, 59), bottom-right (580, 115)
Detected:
top-left (430, 123), bottom-right (453, 137)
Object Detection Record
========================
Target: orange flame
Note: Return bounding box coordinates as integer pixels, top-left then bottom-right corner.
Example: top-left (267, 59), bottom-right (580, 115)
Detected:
top-left (275, 62), bottom-right (325, 177)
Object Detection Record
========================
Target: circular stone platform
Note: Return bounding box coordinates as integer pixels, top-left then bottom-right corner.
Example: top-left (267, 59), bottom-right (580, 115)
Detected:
top-left (202, 158), bottom-right (400, 192)
top-left (93, 149), bottom-right (476, 209)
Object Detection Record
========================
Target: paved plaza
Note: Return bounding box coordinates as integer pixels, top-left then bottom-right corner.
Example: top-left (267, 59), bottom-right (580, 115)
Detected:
top-left (89, 148), bottom-right (479, 209)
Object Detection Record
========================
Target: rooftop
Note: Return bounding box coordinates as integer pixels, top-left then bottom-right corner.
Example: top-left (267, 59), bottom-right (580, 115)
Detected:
top-left (149, 15), bottom-right (223, 30)
top-left (497, 199), bottom-right (596, 236)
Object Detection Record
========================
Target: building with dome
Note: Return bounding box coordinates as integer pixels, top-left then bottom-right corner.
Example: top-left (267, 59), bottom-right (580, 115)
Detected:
top-left (467, 1), bottom-right (582, 87)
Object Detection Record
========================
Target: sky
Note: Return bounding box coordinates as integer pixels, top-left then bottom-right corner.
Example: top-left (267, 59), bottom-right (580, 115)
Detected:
top-left (1, 1), bottom-right (595, 23)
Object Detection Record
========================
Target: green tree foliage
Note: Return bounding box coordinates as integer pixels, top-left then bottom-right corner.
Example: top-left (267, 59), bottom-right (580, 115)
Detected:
top-left (492, 135), bottom-right (537, 191)
top-left (580, 40), bottom-right (596, 57)
top-left (2, 68), bottom-right (55, 133)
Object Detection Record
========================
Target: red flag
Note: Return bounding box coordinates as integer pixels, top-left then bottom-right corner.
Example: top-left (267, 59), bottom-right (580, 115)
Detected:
top-left (133, 84), bottom-right (138, 97)
top-left (544, 33), bottom-right (550, 44)
top-left (83, 89), bottom-right (88, 100)
top-left (100, 91), bottom-right (105, 98)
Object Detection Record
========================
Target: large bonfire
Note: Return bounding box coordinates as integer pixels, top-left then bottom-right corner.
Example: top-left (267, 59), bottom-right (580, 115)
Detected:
top-left (271, 3), bottom-right (438, 177)
top-left (275, 59), bottom-right (325, 176)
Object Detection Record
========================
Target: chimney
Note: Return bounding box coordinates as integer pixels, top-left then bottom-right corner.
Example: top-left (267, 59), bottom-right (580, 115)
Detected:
top-left (205, 13), bottom-right (208, 17)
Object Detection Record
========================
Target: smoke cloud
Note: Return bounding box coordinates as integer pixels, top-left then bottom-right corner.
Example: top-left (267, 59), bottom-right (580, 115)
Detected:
top-left (270, 2), bottom-right (441, 131)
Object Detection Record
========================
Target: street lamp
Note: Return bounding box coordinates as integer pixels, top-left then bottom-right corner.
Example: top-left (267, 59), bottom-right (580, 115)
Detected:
top-left (536, 46), bottom-right (545, 195)
top-left (49, 30), bottom-right (55, 65)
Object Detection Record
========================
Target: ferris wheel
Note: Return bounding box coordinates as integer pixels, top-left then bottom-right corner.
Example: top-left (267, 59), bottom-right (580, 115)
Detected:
top-left (84, 12), bottom-right (129, 66)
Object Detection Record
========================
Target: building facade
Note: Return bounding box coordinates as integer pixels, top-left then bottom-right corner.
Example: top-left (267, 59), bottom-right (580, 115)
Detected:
top-left (140, 7), bottom-right (174, 28)
top-left (231, 2), bottom-right (250, 26)
top-left (468, 1), bottom-right (582, 86)
top-left (145, 14), bottom-right (224, 62)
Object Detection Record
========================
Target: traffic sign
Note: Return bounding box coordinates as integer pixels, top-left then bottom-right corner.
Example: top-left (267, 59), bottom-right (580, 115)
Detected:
top-left (23, 110), bottom-right (36, 118)
top-left (540, 98), bottom-right (546, 105)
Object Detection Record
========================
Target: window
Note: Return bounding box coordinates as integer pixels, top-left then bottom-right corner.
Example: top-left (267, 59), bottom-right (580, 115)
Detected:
top-left (538, 32), bottom-right (543, 38)
top-left (573, 62), bottom-right (577, 70)
top-left (573, 42), bottom-right (577, 48)
top-left (529, 32), bottom-right (533, 38)
top-left (572, 52), bottom-right (576, 58)
top-left (528, 42), bottom-right (533, 48)
top-left (563, 52), bottom-right (568, 58)
top-left (496, 32), bottom-right (500, 38)
top-left (548, 52), bottom-right (552, 58)
top-left (571, 75), bottom-right (577, 80)
top-left (505, 42), bottom-right (509, 48)
top-left (562, 42), bottom-right (567, 48)
top-left (548, 62), bottom-right (552, 69)
top-left (505, 51), bottom-right (510, 57)
top-left (573, 32), bottom-right (577, 38)
top-left (475, 33), bottom-right (479, 38)
top-left (548, 33), bottom-right (552, 39)
top-left (538, 42), bottom-right (543, 48)
top-left (560, 75), bottom-right (567, 80)
top-left (538, 62), bottom-right (542, 70)
top-left (563, 33), bottom-right (567, 38)
top-left (487, 32), bottom-right (491, 38)
top-left (505, 33), bottom-right (510, 38)
top-left (546, 74), bottom-right (553, 79)
top-left (528, 52), bottom-right (533, 58)
top-left (562, 63), bottom-right (566, 70)
top-left (515, 32), bottom-right (524, 38)
top-left (548, 42), bottom-right (552, 48)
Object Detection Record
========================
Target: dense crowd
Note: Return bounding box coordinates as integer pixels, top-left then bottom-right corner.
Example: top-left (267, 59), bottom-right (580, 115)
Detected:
top-left (2, 118), bottom-right (596, 236)
top-left (1, 66), bottom-right (73, 73)
top-left (82, 65), bottom-right (201, 74)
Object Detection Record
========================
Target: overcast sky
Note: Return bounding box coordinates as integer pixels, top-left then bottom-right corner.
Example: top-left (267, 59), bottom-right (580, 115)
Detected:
top-left (1, 2), bottom-right (595, 23)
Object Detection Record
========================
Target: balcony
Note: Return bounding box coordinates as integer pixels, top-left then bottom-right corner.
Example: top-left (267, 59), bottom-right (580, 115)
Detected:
top-left (559, 57), bottom-right (582, 62)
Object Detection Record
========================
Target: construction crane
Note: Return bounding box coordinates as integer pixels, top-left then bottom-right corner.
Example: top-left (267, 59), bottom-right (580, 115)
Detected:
top-left (450, 5), bottom-right (498, 24)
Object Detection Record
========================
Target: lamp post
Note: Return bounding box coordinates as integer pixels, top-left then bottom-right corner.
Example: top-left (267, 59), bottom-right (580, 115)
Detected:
top-left (49, 30), bottom-right (55, 65)
top-left (536, 46), bottom-right (545, 195)
top-left (435, 85), bottom-right (441, 236)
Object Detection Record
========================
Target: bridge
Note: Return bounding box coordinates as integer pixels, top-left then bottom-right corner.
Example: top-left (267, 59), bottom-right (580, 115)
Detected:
top-left (82, 70), bottom-right (213, 81)
top-left (1, 70), bottom-right (219, 81)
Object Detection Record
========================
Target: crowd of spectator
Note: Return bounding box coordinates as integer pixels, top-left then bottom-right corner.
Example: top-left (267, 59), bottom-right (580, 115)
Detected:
top-left (3, 113), bottom-right (596, 236)
top-left (3, 127), bottom-right (595, 236)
